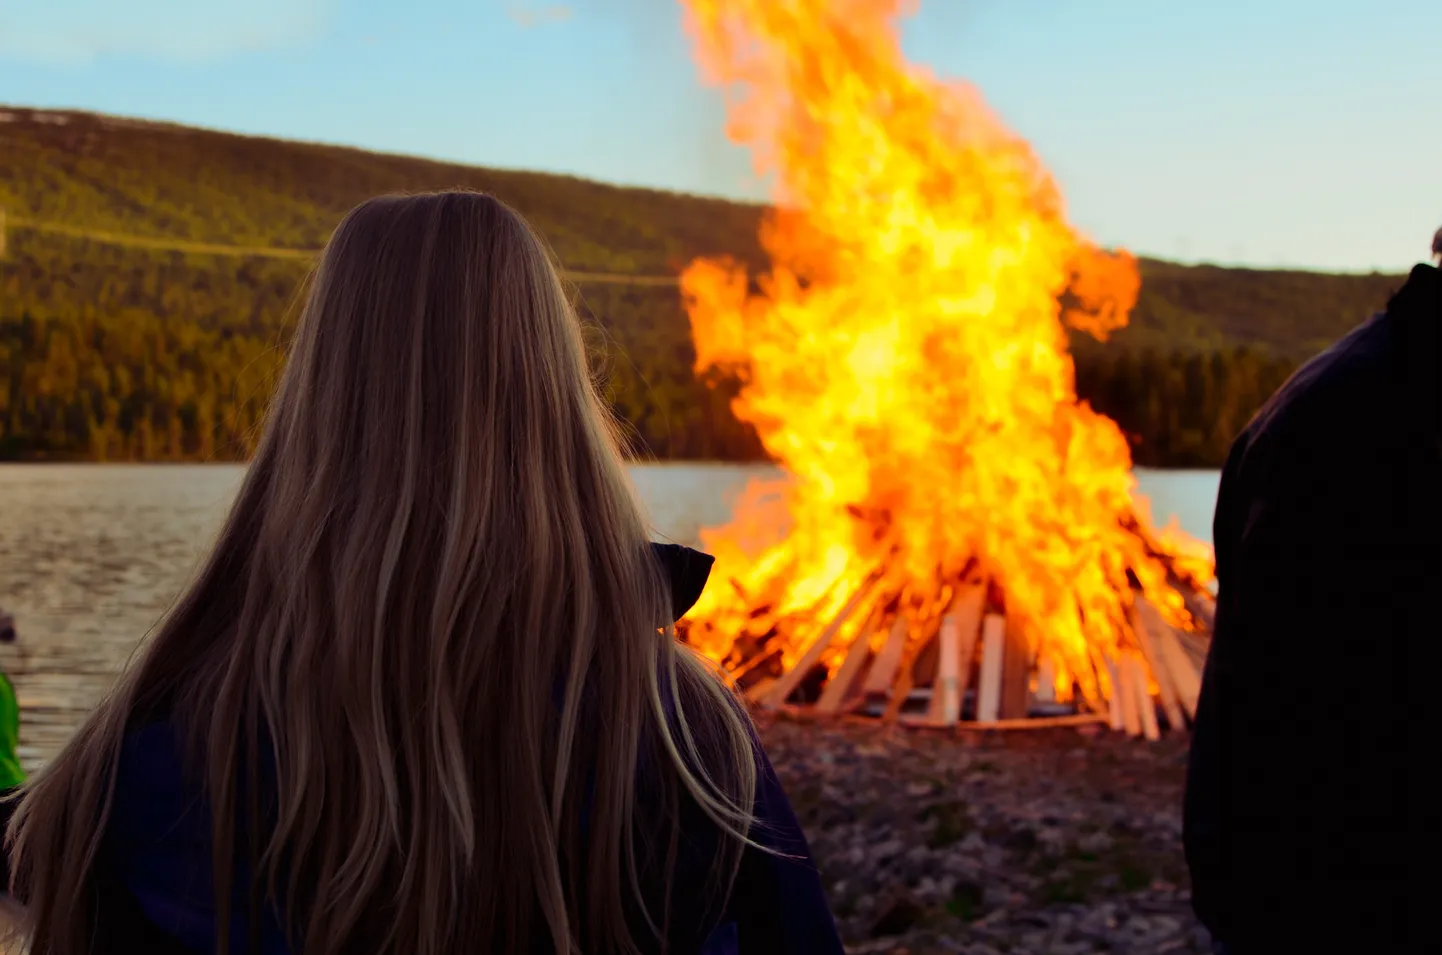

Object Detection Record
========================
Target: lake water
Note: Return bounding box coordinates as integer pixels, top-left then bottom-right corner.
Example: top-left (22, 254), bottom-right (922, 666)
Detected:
top-left (0, 463), bottom-right (1218, 772)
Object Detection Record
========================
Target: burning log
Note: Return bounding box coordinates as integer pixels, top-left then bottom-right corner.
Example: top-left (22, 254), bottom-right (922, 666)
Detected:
top-left (1154, 620), bottom-right (1203, 719)
top-left (861, 614), bottom-right (911, 698)
top-left (1115, 653), bottom-right (1142, 737)
top-left (1179, 587), bottom-right (1216, 632)
top-left (1130, 600), bottom-right (1185, 731)
top-left (1129, 654), bottom-right (1162, 741)
top-left (1034, 658), bottom-right (1057, 705)
top-left (814, 609), bottom-right (877, 714)
top-left (880, 630), bottom-right (927, 723)
top-left (998, 617), bottom-right (1031, 721)
top-left (757, 578), bottom-right (878, 708)
top-left (1105, 659), bottom-right (1124, 732)
top-left (926, 583), bottom-right (985, 725)
top-left (974, 614), bottom-right (1006, 724)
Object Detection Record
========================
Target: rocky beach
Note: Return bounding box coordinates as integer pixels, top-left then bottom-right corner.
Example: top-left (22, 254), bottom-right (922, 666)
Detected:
top-left (757, 716), bottom-right (1211, 955)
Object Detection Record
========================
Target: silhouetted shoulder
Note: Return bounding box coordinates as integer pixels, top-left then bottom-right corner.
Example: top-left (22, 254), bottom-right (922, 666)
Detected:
top-left (1232, 262), bottom-right (1439, 492)
top-left (1230, 309), bottom-right (1397, 483)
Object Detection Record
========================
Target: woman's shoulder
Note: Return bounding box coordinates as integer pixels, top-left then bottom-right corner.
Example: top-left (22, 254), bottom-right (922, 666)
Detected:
top-left (114, 721), bottom-right (191, 799)
top-left (105, 720), bottom-right (254, 953)
top-left (109, 719), bottom-right (209, 853)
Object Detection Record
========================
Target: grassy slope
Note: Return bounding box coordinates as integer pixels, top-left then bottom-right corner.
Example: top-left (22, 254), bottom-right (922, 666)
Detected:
top-left (1, 105), bottom-right (1406, 359)
top-left (1126, 258), bottom-right (1402, 358)
top-left (0, 106), bottom-right (767, 275)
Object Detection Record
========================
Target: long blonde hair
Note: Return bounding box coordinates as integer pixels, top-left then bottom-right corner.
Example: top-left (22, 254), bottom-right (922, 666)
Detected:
top-left (5, 192), bottom-right (759, 955)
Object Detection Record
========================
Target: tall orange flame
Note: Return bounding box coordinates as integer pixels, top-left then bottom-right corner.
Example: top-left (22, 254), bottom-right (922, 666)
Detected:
top-left (676, 0), bottom-right (1213, 706)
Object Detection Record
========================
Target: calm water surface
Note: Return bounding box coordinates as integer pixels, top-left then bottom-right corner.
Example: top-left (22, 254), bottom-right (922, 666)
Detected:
top-left (0, 463), bottom-right (1218, 771)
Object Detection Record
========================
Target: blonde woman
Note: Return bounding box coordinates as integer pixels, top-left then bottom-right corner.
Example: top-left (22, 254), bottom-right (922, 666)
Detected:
top-left (2, 193), bottom-right (843, 955)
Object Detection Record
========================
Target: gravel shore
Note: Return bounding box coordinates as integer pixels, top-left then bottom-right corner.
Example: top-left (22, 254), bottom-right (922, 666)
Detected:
top-left (755, 715), bottom-right (1213, 955)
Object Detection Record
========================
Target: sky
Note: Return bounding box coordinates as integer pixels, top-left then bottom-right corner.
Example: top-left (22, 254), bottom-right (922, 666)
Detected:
top-left (0, 0), bottom-right (1438, 273)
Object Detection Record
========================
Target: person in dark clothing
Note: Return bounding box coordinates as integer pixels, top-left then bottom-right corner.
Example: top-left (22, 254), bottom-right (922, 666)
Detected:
top-left (1184, 252), bottom-right (1441, 953)
top-left (3, 192), bottom-right (844, 955)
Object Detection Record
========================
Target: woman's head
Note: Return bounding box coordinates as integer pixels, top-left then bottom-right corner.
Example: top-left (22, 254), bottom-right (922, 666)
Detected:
top-left (265, 192), bottom-right (640, 584)
top-left (6, 192), bottom-right (758, 955)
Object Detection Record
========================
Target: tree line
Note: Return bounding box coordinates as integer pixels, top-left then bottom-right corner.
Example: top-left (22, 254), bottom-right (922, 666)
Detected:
top-left (2, 231), bottom-right (1305, 468)
top-left (0, 229), bottom-right (769, 462)
top-left (1075, 343), bottom-right (1297, 468)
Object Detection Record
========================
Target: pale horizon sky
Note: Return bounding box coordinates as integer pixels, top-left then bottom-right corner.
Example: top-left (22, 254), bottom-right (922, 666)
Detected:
top-left (1, 0), bottom-right (1438, 273)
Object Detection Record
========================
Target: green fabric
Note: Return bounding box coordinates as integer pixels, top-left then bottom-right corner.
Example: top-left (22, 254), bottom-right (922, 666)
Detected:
top-left (0, 672), bottom-right (23, 789)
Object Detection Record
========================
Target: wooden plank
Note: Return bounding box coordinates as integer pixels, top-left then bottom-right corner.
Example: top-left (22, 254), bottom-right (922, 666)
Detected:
top-left (744, 676), bottom-right (776, 705)
top-left (927, 583), bottom-right (986, 725)
top-left (1101, 657), bottom-right (1124, 732)
top-left (1130, 601), bottom-right (1185, 731)
top-left (815, 611), bottom-right (878, 713)
top-left (730, 645), bottom-right (781, 690)
top-left (975, 614), bottom-right (1006, 723)
top-left (931, 620), bottom-right (961, 723)
top-left (1166, 571), bottom-right (1216, 632)
top-left (1156, 624), bottom-right (1202, 718)
top-left (882, 614), bottom-right (945, 722)
top-left (862, 615), bottom-right (910, 696)
top-left (1129, 653), bottom-right (1161, 741)
top-left (1183, 590), bottom-right (1216, 631)
top-left (1034, 657), bottom-right (1057, 704)
top-left (761, 580), bottom-right (876, 708)
top-left (999, 616), bottom-right (1031, 720)
top-left (1176, 629), bottom-right (1210, 672)
top-left (1116, 654), bottom-right (1142, 737)
top-left (910, 630), bottom-right (942, 691)
top-left (900, 712), bottom-right (1108, 731)
top-left (1105, 659), bottom-right (1124, 731)
top-left (1140, 597), bottom-right (1205, 718)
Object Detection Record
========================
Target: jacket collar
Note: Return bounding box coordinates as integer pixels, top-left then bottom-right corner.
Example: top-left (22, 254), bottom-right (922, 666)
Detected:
top-left (649, 542), bottom-right (715, 622)
top-left (1387, 264), bottom-right (1440, 445)
top-left (1389, 262), bottom-right (1440, 319)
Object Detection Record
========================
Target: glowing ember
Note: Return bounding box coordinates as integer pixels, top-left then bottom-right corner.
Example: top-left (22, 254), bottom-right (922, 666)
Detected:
top-left (675, 0), bottom-right (1214, 712)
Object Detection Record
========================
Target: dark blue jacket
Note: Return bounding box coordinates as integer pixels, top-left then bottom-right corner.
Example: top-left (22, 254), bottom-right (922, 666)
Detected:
top-left (1184, 264), bottom-right (1442, 951)
top-left (89, 543), bottom-right (842, 954)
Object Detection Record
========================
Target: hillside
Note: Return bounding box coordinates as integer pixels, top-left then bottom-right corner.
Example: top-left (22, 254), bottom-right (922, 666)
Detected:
top-left (0, 106), bottom-right (1408, 466)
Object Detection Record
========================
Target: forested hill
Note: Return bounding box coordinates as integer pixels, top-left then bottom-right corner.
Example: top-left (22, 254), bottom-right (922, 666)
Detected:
top-left (0, 106), bottom-right (1410, 466)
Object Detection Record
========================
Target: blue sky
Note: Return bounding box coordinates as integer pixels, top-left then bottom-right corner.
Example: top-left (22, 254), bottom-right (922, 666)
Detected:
top-left (1, 0), bottom-right (1437, 272)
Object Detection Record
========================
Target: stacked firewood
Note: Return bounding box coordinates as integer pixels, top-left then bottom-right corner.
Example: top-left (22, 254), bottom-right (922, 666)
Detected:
top-left (725, 577), bottom-right (1213, 740)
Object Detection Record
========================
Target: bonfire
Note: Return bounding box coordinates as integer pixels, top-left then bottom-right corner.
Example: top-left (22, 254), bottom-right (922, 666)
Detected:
top-left (672, 0), bottom-right (1216, 739)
